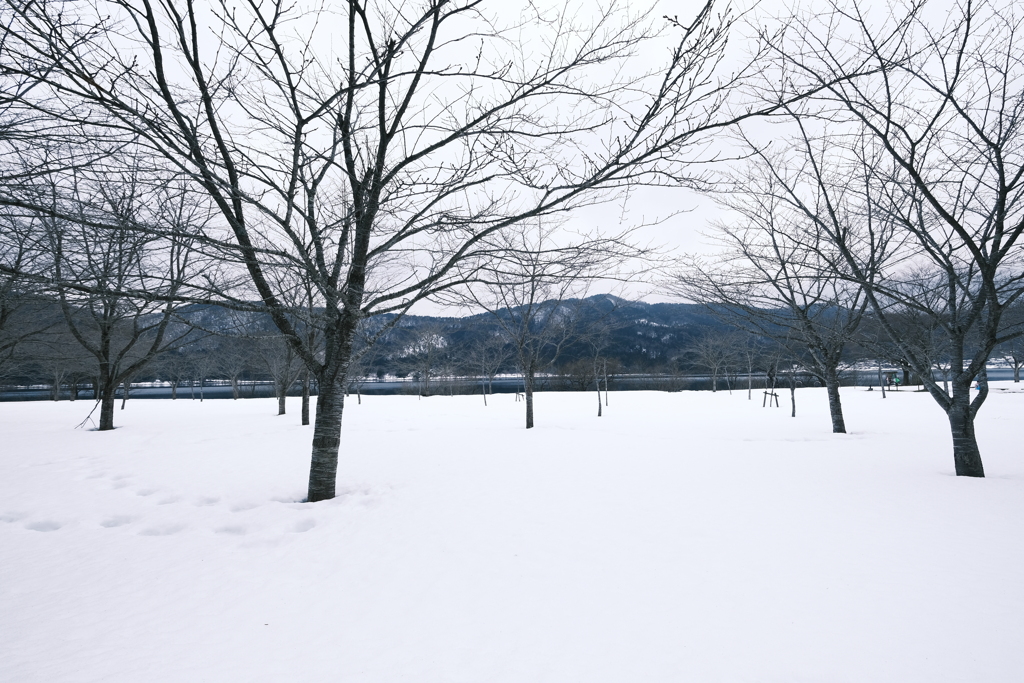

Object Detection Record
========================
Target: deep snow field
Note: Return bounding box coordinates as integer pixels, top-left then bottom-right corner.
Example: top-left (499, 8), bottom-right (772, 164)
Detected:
top-left (2, 384), bottom-right (1023, 682)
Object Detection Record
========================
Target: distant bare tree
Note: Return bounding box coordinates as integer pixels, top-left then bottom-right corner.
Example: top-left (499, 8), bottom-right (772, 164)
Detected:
top-left (403, 321), bottom-right (452, 398)
top-left (684, 327), bottom-right (741, 394)
top-left (457, 221), bottom-right (639, 428)
top-left (254, 332), bottom-right (303, 417)
top-left (461, 328), bottom-right (512, 406)
top-left (42, 168), bottom-right (198, 429)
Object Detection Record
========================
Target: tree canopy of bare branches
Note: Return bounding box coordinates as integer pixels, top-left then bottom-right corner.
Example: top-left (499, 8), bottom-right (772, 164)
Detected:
top-left (756, 0), bottom-right (1024, 475)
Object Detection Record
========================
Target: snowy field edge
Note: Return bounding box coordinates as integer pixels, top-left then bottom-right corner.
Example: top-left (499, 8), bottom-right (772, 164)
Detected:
top-left (2, 386), bottom-right (1023, 682)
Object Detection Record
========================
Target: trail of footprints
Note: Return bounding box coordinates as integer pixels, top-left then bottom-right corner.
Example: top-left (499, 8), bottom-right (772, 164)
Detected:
top-left (2, 469), bottom-right (319, 538)
top-left (2, 471), bottom-right (385, 538)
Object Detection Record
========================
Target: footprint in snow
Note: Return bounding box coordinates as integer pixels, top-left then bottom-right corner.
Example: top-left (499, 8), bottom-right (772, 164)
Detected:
top-left (1, 512), bottom-right (27, 523)
top-left (292, 519), bottom-right (316, 533)
top-left (139, 524), bottom-right (184, 536)
top-left (215, 525), bottom-right (247, 535)
top-left (25, 520), bottom-right (62, 532)
top-left (157, 496), bottom-right (181, 505)
top-left (100, 515), bottom-right (135, 528)
top-left (136, 489), bottom-right (157, 497)
top-left (195, 497), bottom-right (220, 507)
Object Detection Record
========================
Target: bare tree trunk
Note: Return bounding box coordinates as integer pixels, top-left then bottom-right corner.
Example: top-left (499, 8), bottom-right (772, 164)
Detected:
top-left (525, 369), bottom-right (535, 429)
top-left (307, 378), bottom-right (345, 502)
top-left (603, 360), bottom-right (609, 407)
top-left (70, 379), bottom-right (78, 401)
top-left (277, 379), bottom-right (286, 415)
top-left (171, 379), bottom-right (178, 400)
top-left (231, 376), bottom-right (239, 399)
top-left (121, 379), bottom-right (130, 410)
top-left (301, 371), bottom-right (310, 426)
top-left (481, 376), bottom-right (488, 406)
top-left (824, 367), bottom-right (846, 433)
top-left (199, 375), bottom-right (205, 402)
top-left (878, 364), bottom-right (886, 398)
top-left (98, 381), bottom-right (116, 431)
top-left (789, 370), bottom-right (796, 417)
top-left (1015, 365), bottom-right (1020, 382)
top-left (946, 382), bottom-right (985, 477)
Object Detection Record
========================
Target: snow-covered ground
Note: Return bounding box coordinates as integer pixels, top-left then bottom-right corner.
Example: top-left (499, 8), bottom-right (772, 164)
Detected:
top-left (2, 385), bottom-right (1023, 682)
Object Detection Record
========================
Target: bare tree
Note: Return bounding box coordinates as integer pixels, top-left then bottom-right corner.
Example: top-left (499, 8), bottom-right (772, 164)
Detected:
top-left (760, 0), bottom-right (1024, 475)
top-left (211, 334), bottom-right (258, 400)
top-left (998, 339), bottom-right (1024, 383)
top-left (577, 297), bottom-right (629, 416)
top-left (254, 331), bottom-right (303, 416)
top-left (456, 220), bottom-right (636, 428)
top-left (42, 168), bottom-right (198, 430)
top-left (401, 321), bottom-right (453, 398)
top-left (675, 148), bottom-right (880, 432)
top-left (460, 325), bottom-right (512, 406)
top-left (684, 327), bottom-right (741, 394)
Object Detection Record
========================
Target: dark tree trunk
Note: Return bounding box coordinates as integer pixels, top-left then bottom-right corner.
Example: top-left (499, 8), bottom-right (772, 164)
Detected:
top-left (603, 360), bottom-right (609, 407)
top-left (121, 379), bottom-right (130, 410)
top-left (946, 392), bottom-right (985, 477)
top-left (307, 378), bottom-right (345, 502)
top-left (70, 379), bottom-right (78, 401)
top-left (98, 382), bottom-right (116, 431)
top-left (824, 368), bottom-right (846, 433)
top-left (277, 380), bottom-right (286, 415)
top-left (789, 371), bottom-right (796, 417)
top-left (199, 376), bottom-right (205, 402)
top-left (231, 376), bottom-right (239, 399)
top-left (1014, 365), bottom-right (1020, 382)
top-left (878, 364), bottom-right (886, 398)
top-left (525, 369), bottom-right (535, 429)
top-left (171, 379), bottom-right (178, 399)
top-left (301, 371), bottom-right (310, 426)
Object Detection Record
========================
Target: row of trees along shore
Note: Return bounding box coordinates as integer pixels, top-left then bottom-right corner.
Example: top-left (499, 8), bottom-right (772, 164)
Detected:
top-left (2, 0), bottom-right (1024, 496)
top-left (6, 293), bottom-right (1019, 402)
